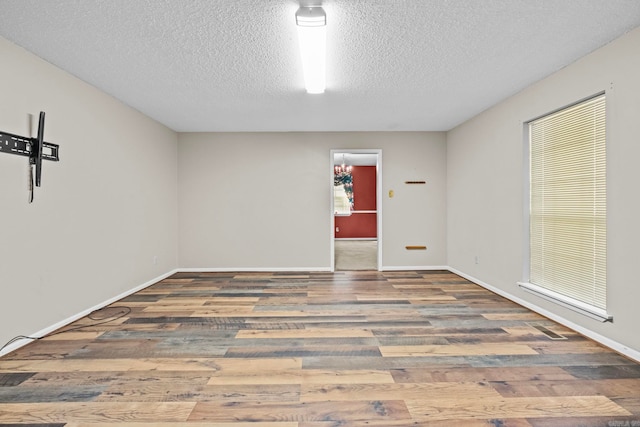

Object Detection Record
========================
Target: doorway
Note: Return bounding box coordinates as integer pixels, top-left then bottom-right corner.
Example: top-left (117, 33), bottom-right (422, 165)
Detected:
top-left (330, 149), bottom-right (382, 271)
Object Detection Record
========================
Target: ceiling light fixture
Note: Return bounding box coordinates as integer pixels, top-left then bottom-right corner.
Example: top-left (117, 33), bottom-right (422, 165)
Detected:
top-left (334, 154), bottom-right (352, 175)
top-left (295, 5), bottom-right (326, 94)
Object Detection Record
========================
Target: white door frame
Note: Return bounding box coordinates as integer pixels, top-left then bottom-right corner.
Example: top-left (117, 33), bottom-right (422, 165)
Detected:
top-left (330, 149), bottom-right (383, 272)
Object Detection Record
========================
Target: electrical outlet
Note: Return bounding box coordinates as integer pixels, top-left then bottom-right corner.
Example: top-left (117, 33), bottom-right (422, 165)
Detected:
top-left (474, 255), bottom-right (479, 265)
top-left (153, 256), bottom-right (158, 265)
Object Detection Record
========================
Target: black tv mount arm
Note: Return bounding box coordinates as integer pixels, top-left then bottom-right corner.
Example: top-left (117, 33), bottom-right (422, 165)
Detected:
top-left (0, 111), bottom-right (60, 202)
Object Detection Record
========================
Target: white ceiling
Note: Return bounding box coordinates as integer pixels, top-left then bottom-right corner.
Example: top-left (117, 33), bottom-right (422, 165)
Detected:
top-left (1, 1), bottom-right (639, 133)
top-left (334, 153), bottom-right (378, 166)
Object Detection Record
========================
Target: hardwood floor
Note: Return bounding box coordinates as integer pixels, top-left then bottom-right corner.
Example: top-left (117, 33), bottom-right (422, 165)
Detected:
top-left (1, 270), bottom-right (640, 426)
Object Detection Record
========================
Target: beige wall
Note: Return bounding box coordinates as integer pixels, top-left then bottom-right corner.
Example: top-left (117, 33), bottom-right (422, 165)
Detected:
top-left (178, 132), bottom-right (447, 270)
top-left (447, 27), bottom-right (640, 355)
top-left (0, 38), bottom-right (179, 349)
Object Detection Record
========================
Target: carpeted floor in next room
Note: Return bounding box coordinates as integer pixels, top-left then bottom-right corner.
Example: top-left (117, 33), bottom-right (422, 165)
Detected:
top-left (335, 240), bottom-right (377, 271)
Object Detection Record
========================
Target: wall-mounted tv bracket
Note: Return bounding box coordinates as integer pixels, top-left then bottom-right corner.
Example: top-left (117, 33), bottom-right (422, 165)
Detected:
top-left (0, 112), bottom-right (59, 202)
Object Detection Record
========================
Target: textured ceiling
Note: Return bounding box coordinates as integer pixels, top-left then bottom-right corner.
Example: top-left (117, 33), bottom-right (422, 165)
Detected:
top-left (0, 0), bottom-right (639, 132)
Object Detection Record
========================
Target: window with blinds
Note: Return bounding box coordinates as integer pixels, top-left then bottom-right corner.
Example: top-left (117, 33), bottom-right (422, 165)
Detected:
top-left (523, 94), bottom-right (609, 321)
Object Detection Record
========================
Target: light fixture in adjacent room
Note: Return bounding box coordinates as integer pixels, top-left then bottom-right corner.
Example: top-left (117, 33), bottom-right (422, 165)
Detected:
top-left (334, 154), bottom-right (352, 175)
top-left (295, 5), bottom-right (326, 94)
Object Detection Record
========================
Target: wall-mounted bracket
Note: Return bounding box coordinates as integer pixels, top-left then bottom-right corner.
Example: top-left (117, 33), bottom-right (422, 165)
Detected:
top-left (0, 130), bottom-right (59, 162)
top-left (1, 111), bottom-right (60, 202)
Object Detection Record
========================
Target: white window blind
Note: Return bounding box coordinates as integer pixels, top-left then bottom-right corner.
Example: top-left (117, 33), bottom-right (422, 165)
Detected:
top-left (528, 94), bottom-right (606, 315)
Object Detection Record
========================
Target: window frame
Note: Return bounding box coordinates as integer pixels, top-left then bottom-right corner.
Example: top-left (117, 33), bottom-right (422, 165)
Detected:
top-left (518, 93), bottom-right (612, 323)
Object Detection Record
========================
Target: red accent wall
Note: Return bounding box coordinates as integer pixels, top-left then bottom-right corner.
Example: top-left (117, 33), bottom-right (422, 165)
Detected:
top-left (335, 213), bottom-right (377, 238)
top-left (335, 166), bottom-right (377, 238)
top-left (352, 166), bottom-right (376, 211)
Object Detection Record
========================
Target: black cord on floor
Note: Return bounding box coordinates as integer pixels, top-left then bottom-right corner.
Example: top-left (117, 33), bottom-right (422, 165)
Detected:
top-left (0, 305), bottom-right (131, 354)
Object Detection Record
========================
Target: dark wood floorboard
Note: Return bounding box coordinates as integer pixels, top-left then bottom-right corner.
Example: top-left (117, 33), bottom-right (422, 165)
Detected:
top-left (1, 270), bottom-right (640, 426)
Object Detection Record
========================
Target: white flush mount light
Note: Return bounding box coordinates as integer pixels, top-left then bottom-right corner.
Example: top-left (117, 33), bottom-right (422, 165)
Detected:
top-left (295, 5), bottom-right (326, 94)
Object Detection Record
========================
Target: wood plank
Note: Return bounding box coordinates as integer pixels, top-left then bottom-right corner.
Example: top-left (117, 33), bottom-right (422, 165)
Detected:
top-left (527, 340), bottom-right (612, 355)
top-left (224, 345), bottom-right (382, 358)
top-left (390, 366), bottom-right (577, 383)
top-left (489, 378), bottom-right (640, 398)
top-left (95, 383), bottom-right (300, 402)
top-left (65, 423), bottom-right (297, 427)
top-left (483, 312), bottom-right (546, 321)
top-left (300, 382), bottom-right (501, 402)
top-left (613, 397), bottom-right (640, 415)
top-left (188, 400), bottom-right (411, 422)
top-left (525, 417), bottom-right (640, 427)
top-left (143, 305), bottom-right (254, 313)
top-left (236, 329), bottom-right (375, 339)
top-left (299, 421), bottom-right (533, 427)
top-left (207, 369), bottom-right (394, 385)
top-left (39, 331), bottom-right (105, 341)
top-left (405, 396), bottom-right (631, 421)
top-left (563, 364), bottom-right (640, 379)
top-left (0, 357), bottom-right (301, 372)
top-left (0, 402), bottom-right (196, 423)
top-left (0, 383), bottom-right (105, 402)
top-left (23, 370), bottom-right (214, 386)
top-left (0, 372), bottom-right (35, 386)
top-left (379, 343), bottom-right (539, 357)
top-left (189, 310), bottom-right (310, 318)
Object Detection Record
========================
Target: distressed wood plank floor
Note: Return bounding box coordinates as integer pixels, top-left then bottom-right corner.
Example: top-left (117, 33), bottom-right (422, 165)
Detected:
top-left (1, 270), bottom-right (640, 426)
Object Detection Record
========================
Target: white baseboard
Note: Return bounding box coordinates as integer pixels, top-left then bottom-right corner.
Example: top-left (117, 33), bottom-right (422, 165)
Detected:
top-left (0, 269), bottom-right (178, 358)
top-left (382, 265), bottom-right (449, 271)
top-left (447, 266), bottom-right (640, 364)
top-left (178, 267), bottom-right (333, 273)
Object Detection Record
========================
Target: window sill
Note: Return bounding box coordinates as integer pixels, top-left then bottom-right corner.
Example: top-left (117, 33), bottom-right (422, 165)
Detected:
top-left (517, 282), bottom-right (613, 323)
